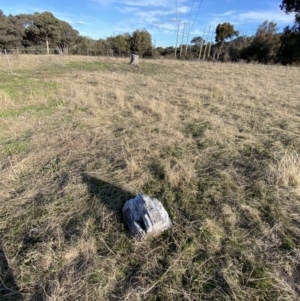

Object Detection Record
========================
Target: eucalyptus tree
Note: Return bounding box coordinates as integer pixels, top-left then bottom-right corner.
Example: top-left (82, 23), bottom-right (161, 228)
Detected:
top-left (55, 20), bottom-right (79, 54)
top-left (280, 0), bottom-right (300, 63)
top-left (252, 21), bottom-right (280, 63)
top-left (215, 22), bottom-right (239, 60)
top-left (24, 12), bottom-right (59, 54)
top-left (191, 36), bottom-right (205, 46)
top-left (0, 10), bottom-right (24, 49)
top-left (94, 38), bottom-right (108, 56)
top-left (107, 34), bottom-right (131, 56)
top-left (24, 12), bottom-right (79, 54)
top-left (75, 36), bottom-right (98, 55)
top-left (280, 0), bottom-right (300, 28)
top-left (130, 29), bottom-right (152, 57)
top-left (279, 26), bottom-right (300, 64)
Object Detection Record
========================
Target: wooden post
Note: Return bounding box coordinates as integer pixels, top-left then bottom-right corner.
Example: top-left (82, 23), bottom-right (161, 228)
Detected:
top-left (180, 22), bottom-right (186, 57)
top-left (199, 25), bottom-right (206, 60)
top-left (207, 42), bottom-right (212, 60)
top-left (203, 26), bottom-right (211, 61)
top-left (184, 22), bottom-right (191, 56)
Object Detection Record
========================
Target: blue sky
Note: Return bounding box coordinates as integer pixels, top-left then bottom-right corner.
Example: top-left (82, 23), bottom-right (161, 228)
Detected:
top-left (1, 0), bottom-right (295, 47)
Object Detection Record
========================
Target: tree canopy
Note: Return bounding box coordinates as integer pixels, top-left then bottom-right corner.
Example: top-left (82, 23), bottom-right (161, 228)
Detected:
top-left (0, 10), bottom-right (24, 48)
top-left (280, 0), bottom-right (300, 27)
top-left (191, 36), bottom-right (205, 46)
top-left (215, 22), bottom-right (239, 43)
top-left (279, 0), bottom-right (300, 63)
top-left (214, 23), bottom-right (239, 60)
top-left (242, 21), bottom-right (280, 64)
top-left (130, 29), bottom-right (152, 56)
top-left (23, 12), bottom-right (79, 54)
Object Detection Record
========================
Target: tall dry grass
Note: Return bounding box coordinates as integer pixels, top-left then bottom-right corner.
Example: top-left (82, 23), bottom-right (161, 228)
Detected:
top-left (0, 54), bottom-right (300, 300)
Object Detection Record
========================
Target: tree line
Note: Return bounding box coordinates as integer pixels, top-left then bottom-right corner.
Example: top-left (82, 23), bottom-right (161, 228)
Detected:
top-left (188, 0), bottom-right (300, 65)
top-left (0, 11), bottom-right (152, 57)
top-left (209, 20), bottom-right (299, 65)
top-left (0, 0), bottom-right (299, 65)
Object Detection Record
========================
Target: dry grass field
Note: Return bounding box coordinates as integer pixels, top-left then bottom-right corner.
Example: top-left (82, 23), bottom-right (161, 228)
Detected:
top-left (0, 54), bottom-right (300, 301)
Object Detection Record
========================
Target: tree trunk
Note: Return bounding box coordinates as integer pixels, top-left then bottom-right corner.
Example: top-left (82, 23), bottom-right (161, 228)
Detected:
top-left (217, 41), bottom-right (224, 60)
top-left (46, 39), bottom-right (50, 55)
top-left (199, 42), bottom-right (204, 60)
top-left (56, 46), bottom-right (63, 55)
top-left (207, 42), bottom-right (212, 60)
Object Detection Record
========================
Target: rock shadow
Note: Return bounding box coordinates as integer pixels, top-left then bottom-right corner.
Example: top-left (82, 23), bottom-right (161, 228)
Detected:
top-left (82, 173), bottom-right (135, 218)
top-left (0, 240), bottom-right (23, 301)
top-left (82, 174), bottom-right (142, 300)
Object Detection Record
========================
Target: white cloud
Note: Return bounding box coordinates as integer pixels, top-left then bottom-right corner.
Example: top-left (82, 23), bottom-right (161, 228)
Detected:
top-left (90, 0), bottom-right (188, 9)
top-left (113, 2), bottom-right (191, 34)
top-left (119, 1), bottom-right (168, 7)
top-left (136, 10), bottom-right (174, 18)
top-left (76, 21), bottom-right (91, 25)
top-left (177, 6), bottom-right (190, 14)
top-left (213, 10), bottom-right (236, 17)
top-left (154, 22), bottom-right (178, 31)
top-left (118, 6), bottom-right (140, 13)
top-left (207, 9), bottom-right (294, 29)
top-left (237, 10), bottom-right (294, 24)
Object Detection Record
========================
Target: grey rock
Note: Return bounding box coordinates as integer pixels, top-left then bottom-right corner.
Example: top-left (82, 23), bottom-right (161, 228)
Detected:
top-left (129, 54), bottom-right (139, 65)
top-left (122, 194), bottom-right (172, 240)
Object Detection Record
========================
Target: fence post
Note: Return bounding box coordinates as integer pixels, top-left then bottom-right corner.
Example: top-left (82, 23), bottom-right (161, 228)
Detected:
top-left (203, 26), bottom-right (211, 61)
top-left (4, 50), bottom-right (13, 74)
top-left (198, 25), bottom-right (206, 60)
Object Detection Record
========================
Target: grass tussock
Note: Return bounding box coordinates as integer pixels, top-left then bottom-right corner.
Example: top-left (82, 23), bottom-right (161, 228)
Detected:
top-left (0, 54), bottom-right (300, 300)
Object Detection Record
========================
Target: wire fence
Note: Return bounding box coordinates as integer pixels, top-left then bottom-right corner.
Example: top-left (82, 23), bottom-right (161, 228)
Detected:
top-left (0, 47), bottom-right (166, 60)
top-left (1, 24), bottom-right (259, 62)
top-left (0, 23), bottom-right (260, 61)
top-left (0, 47), bottom-right (128, 57)
top-left (0, 46), bottom-right (217, 61)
